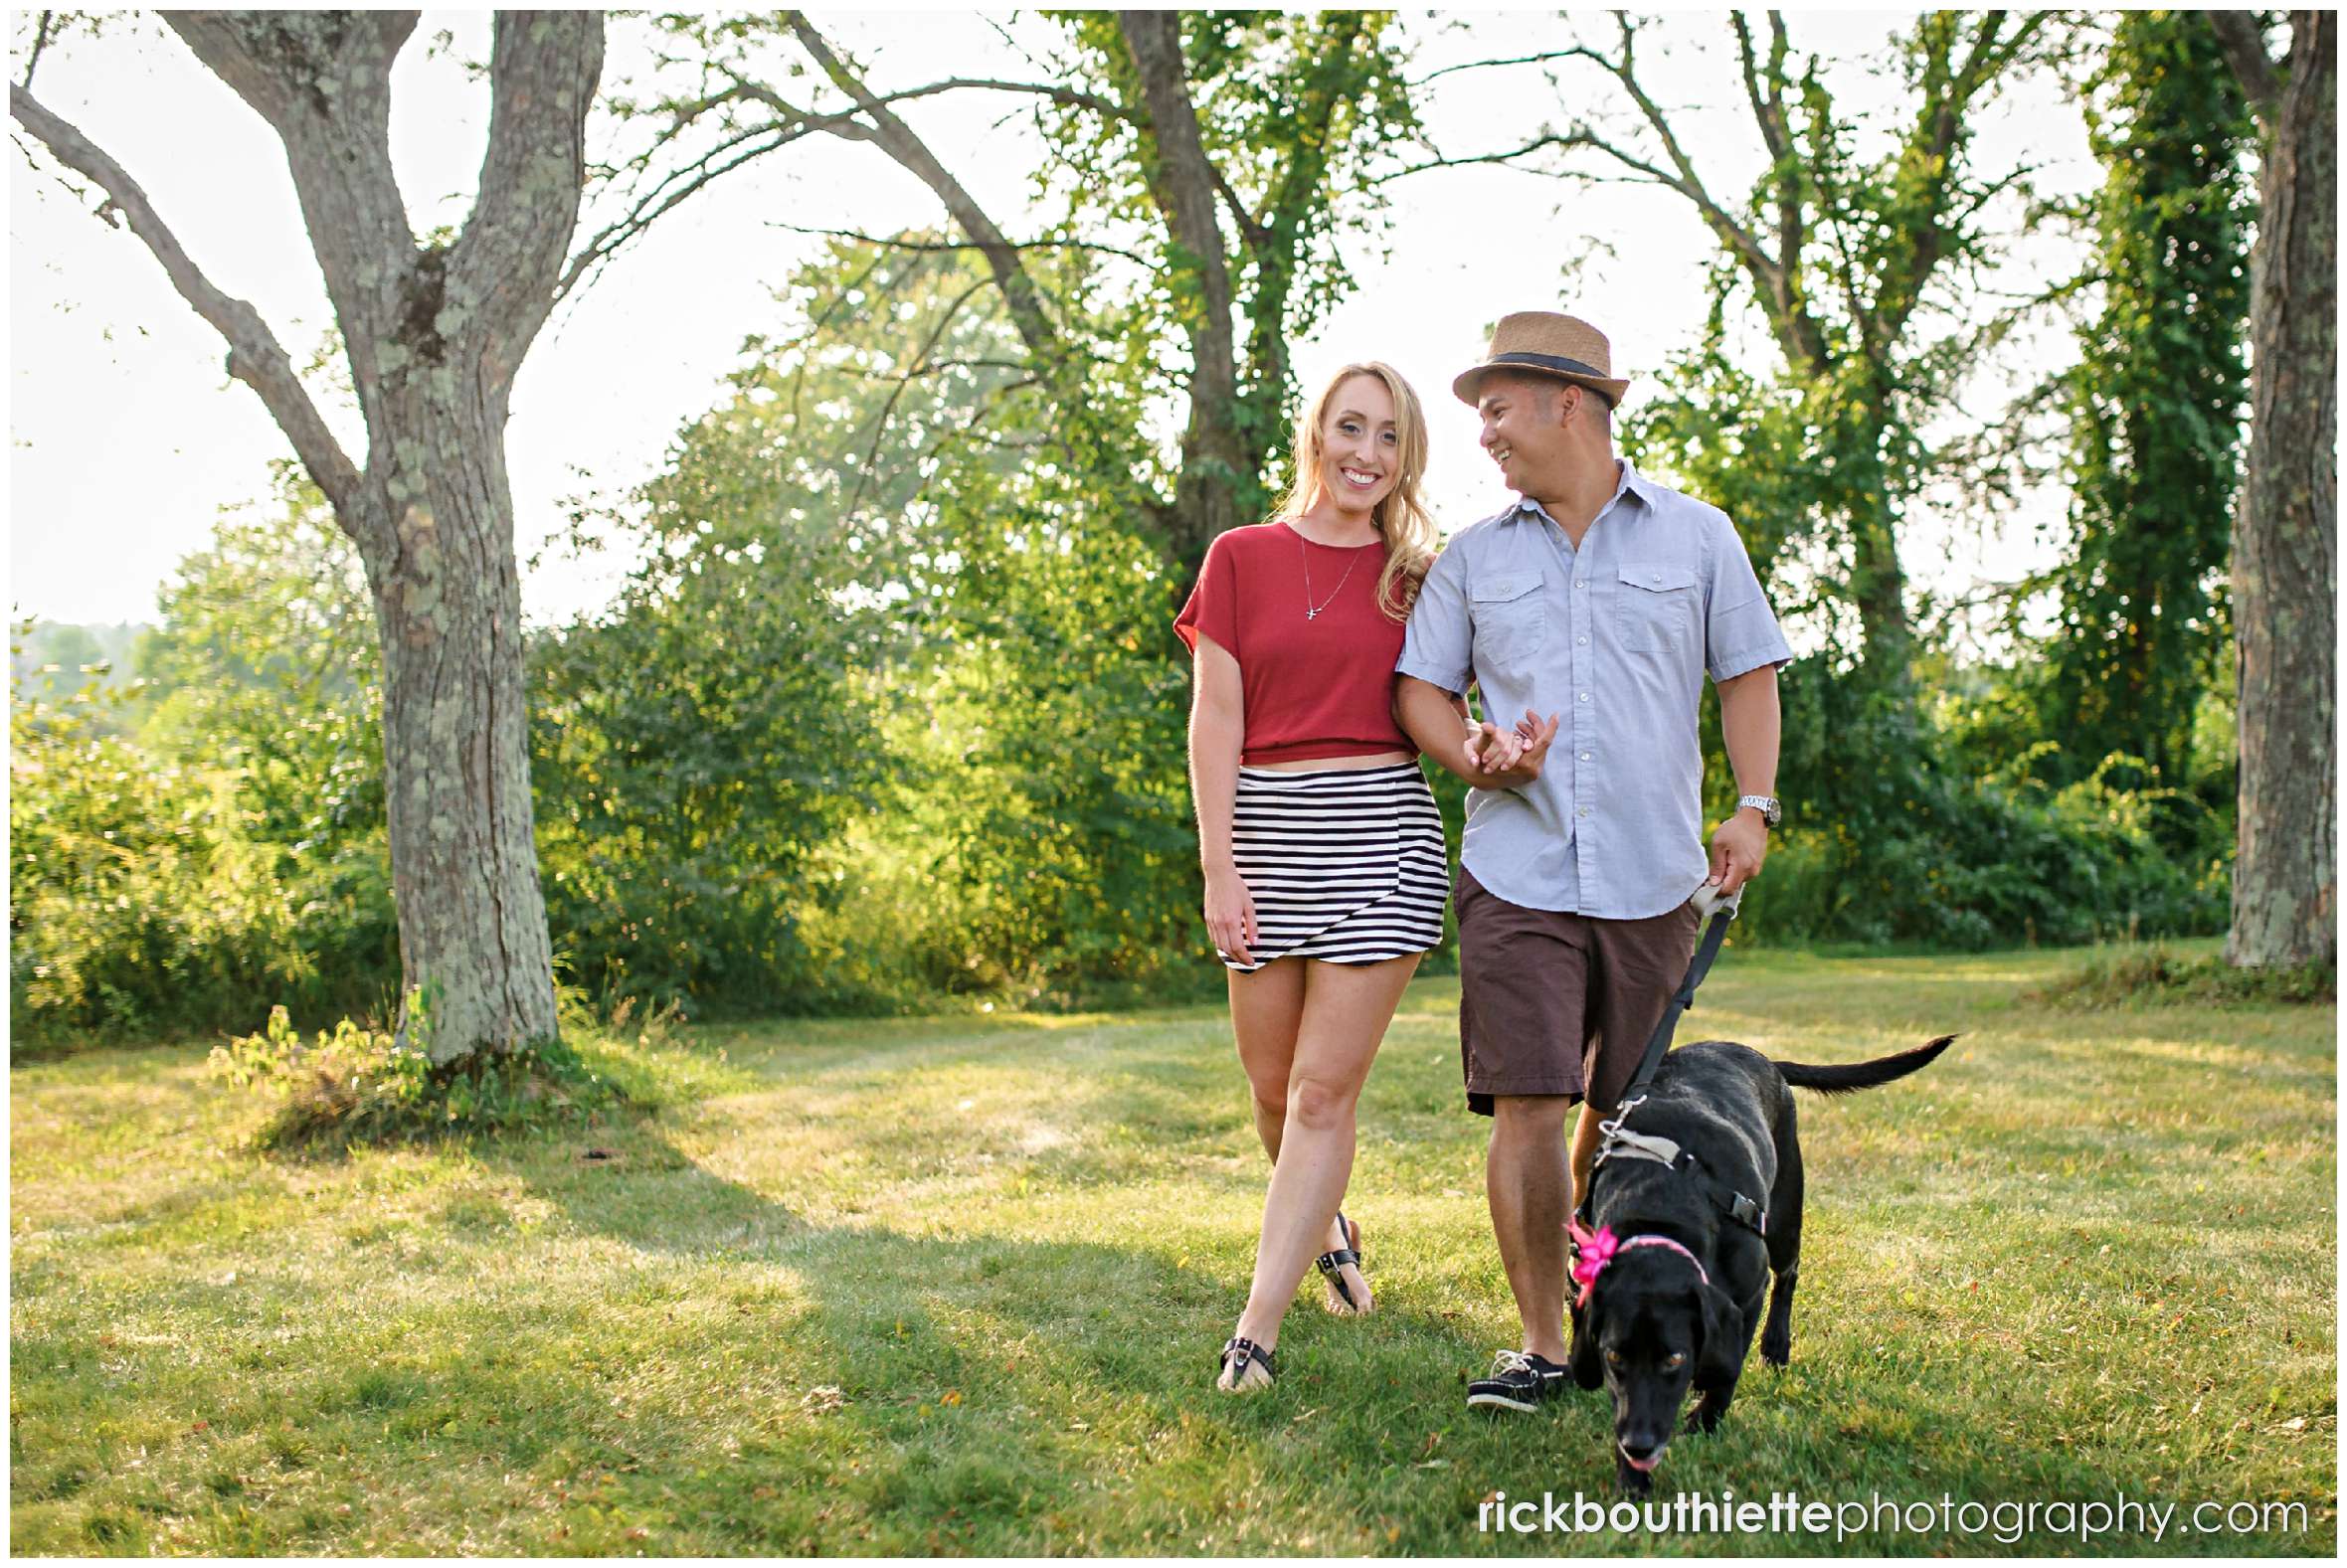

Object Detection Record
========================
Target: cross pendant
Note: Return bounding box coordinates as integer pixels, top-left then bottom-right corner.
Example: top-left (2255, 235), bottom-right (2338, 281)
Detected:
top-left (1307, 608), bottom-right (1319, 620)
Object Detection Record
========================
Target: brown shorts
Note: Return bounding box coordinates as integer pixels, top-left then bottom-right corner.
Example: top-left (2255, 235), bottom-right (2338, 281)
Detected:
top-left (1456, 866), bottom-right (1702, 1117)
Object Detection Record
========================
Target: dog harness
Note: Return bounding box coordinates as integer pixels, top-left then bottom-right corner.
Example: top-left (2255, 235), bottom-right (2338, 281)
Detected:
top-left (1587, 1097), bottom-right (1768, 1236)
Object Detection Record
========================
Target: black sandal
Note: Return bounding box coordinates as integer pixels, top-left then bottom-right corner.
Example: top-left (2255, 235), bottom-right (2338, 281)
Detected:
top-left (1316, 1212), bottom-right (1366, 1313)
top-left (1217, 1335), bottom-right (1277, 1389)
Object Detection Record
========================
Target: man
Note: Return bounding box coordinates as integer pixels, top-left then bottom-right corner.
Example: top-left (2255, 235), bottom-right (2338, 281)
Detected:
top-left (1394, 311), bottom-right (1792, 1413)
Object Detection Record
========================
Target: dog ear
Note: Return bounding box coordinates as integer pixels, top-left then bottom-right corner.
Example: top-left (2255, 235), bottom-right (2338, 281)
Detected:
top-left (1569, 1295), bottom-right (1605, 1390)
top-left (1695, 1283), bottom-right (1744, 1389)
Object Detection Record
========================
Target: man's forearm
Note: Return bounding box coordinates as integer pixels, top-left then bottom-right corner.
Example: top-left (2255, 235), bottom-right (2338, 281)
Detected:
top-left (1397, 675), bottom-right (1483, 785)
top-left (1717, 665), bottom-right (1782, 804)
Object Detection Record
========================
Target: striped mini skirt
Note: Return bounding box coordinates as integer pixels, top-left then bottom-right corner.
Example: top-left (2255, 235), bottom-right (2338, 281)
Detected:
top-left (1219, 761), bottom-right (1449, 973)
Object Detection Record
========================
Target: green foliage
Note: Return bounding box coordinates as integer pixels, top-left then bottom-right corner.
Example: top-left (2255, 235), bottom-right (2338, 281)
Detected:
top-left (9, 21), bottom-right (2264, 1042)
top-left (10, 475), bottom-right (399, 1046)
top-left (1746, 670), bottom-right (2230, 949)
top-left (8, 618), bottom-right (146, 717)
top-left (9, 622), bottom-right (395, 1046)
top-left (209, 994), bottom-right (626, 1150)
top-left (2039, 10), bottom-right (2253, 785)
top-left (1037, 10), bottom-right (1420, 551)
top-left (1618, 18), bottom-right (2239, 955)
top-left (532, 240), bottom-right (1046, 1016)
top-left (889, 457), bottom-right (1198, 998)
top-left (1623, 15), bottom-right (2062, 889)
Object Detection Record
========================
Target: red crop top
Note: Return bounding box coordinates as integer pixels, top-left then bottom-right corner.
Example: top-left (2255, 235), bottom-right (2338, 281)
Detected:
top-left (1174, 520), bottom-right (1417, 766)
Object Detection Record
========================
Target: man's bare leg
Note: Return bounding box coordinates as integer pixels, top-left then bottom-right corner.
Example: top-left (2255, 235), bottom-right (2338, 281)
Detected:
top-left (1568, 1101), bottom-right (1605, 1216)
top-left (1487, 1094), bottom-right (1570, 1364)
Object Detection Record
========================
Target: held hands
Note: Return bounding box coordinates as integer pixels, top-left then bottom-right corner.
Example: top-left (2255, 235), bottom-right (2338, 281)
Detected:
top-left (1707, 807), bottom-right (1770, 896)
top-left (1204, 864), bottom-right (1259, 966)
top-left (1463, 709), bottom-right (1559, 786)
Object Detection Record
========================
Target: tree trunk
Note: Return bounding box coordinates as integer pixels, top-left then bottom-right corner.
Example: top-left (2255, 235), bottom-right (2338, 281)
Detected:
top-left (352, 403), bottom-right (560, 1057)
top-left (1847, 500), bottom-right (1914, 697)
top-left (155, 10), bottom-right (601, 1055)
top-left (2229, 13), bottom-right (2337, 968)
top-left (1119, 12), bottom-right (1252, 580)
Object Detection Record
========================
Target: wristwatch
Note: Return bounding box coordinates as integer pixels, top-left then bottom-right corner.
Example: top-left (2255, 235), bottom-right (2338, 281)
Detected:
top-left (1736, 793), bottom-right (1782, 827)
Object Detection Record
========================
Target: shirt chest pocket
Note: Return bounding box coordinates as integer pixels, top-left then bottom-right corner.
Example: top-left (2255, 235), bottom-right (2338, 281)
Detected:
top-left (1617, 561), bottom-right (1698, 653)
top-left (1470, 571), bottom-right (1546, 673)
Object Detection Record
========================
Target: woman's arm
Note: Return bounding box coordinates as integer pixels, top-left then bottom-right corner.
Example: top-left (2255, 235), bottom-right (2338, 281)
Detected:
top-left (1188, 632), bottom-right (1257, 965)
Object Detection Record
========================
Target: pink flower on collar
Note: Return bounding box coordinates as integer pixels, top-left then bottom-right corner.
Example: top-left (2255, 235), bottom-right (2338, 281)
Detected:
top-left (1568, 1217), bottom-right (1619, 1308)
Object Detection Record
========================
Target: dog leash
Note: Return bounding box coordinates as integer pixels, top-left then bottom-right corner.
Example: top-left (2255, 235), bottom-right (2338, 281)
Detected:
top-left (1620, 880), bottom-right (1741, 1104)
top-left (1574, 881), bottom-right (1767, 1240)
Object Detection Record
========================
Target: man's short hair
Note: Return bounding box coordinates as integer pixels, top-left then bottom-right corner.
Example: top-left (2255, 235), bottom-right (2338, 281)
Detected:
top-left (1488, 370), bottom-right (1612, 432)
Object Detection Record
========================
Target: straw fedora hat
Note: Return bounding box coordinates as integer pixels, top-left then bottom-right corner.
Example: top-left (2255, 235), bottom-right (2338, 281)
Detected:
top-left (1453, 312), bottom-right (1630, 409)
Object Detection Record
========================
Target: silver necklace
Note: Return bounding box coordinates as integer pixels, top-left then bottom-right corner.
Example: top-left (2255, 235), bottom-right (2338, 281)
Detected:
top-left (1298, 528), bottom-right (1369, 620)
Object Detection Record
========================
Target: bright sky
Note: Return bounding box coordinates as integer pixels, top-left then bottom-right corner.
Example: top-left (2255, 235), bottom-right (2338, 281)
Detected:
top-left (9, 10), bottom-right (2092, 633)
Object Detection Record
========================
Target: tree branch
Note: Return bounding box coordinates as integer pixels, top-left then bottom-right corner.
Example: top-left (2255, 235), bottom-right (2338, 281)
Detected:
top-left (2210, 10), bottom-right (2281, 124)
top-left (1590, 14), bottom-right (1787, 310)
top-left (21, 10), bottom-right (57, 89)
top-left (167, 11), bottom-right (420, 439)
top-left (451, 10), bottom-right (603, 392)
top-left (843, 272), bottom-right (994, 520)
top-left (9, 81), bottom-right (361, 516)
top-left (1410, 49), bottom-right (1582, 87)
top-left (785, 12), bottom-right (1068, 373)
top-left (765, 221), bottom-right (1159, 271)
top-left (565, 70), bottom-right (1145, 301)
top-left (1731, 13), bottom-right (1786, 164)
top-left (1375, 132), bottom-right (1587, 183)
top-left (561, 116), bottom-right (815, 299)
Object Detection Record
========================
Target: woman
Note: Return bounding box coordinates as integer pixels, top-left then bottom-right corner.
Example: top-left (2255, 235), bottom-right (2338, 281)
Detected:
top-left (1174, 362), bottom-right (1446, 1392)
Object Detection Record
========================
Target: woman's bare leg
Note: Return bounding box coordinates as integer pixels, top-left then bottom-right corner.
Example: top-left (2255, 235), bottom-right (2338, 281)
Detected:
top-left (1220, 954), bottom-right (1419, 1386)
top-left (1228, 959), bottom-right (1307, 1163)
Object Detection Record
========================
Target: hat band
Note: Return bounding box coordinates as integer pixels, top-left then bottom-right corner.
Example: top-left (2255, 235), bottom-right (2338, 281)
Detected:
top-left (1489, 350), bottom-right (1610, 381)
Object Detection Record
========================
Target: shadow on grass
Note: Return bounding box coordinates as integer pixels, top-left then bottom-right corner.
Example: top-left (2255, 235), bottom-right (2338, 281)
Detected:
top-left (445, 1117), bottom-right (1532, 1553)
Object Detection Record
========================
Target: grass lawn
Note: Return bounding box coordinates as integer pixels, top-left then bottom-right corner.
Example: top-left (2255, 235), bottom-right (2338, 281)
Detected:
top-left (10, 944), bottom-right (2336, 1555)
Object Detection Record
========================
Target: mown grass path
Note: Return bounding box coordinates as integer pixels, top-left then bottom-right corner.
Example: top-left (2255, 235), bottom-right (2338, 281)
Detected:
top-left (11, 946), bottom-right (2336, 1554)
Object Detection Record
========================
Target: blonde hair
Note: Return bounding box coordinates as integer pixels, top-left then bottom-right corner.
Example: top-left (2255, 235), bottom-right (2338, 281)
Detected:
top-left (1267, 361), bottom-right (1437, 621)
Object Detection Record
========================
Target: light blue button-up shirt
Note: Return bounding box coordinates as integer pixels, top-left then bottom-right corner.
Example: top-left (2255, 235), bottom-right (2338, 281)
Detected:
top-left (1397, 460), bottom-right (1794, 919)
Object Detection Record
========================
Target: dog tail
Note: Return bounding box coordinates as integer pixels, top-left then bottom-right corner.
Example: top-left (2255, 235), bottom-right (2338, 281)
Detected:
top-left (1771, 1035), bottom-right (1954, 1096)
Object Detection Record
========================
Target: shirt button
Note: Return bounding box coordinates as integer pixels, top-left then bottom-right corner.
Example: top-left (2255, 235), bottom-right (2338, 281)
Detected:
top-left (1574, 580), bottom-right (1587, 589)
top-left (1580, 752), bottom-right (1592, 762)
top-left (1578, 806), bottom-right (1591, 817)
top-left (1577, 635), bottom-right (1588, 645)
top-left (1651, 574), bottom-right (1662, 584)
top-left (1578, 692), bottom-right (1590, 703)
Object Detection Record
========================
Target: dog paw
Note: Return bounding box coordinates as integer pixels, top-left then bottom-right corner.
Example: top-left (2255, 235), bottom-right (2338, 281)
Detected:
top-left (1760, 1332), bottom-right (1790, 1367)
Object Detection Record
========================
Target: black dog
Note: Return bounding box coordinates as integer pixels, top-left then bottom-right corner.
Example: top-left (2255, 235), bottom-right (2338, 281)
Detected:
top-left (1567, 1035), bottom-right (1953, 1495)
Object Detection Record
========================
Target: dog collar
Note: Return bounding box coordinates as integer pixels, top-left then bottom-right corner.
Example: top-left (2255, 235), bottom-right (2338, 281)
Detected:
top-left (1568, 1218), bottom-right (1711, 1307)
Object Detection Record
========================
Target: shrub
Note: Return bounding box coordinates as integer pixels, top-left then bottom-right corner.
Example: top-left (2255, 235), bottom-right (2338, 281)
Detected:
top-left (1737, 755), bottom-right (2228, 950)
top-left (9, 668), bottom-right (397, 1048)
top-left (209, 993), bottom-right (626, 1150)
top-left (2024, 947), bottom-right (2336, 1010)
